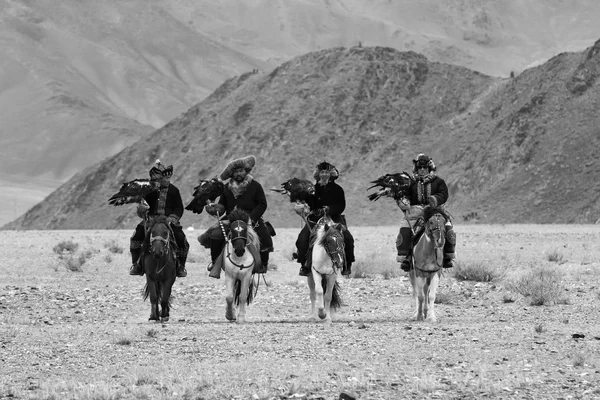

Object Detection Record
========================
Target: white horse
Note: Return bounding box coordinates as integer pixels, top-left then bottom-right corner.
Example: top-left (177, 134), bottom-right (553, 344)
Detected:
top-left (409, 207), bottom-right (447, 322)
top-left (221, 210), bottom-right (260, 323)
top-left (307, 216), bottom-right (344, 323)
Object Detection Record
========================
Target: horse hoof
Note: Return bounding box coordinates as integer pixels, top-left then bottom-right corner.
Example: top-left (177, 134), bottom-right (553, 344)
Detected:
top-left (318, 309), bottom-right (327, 320)
top-left (148, 317), bottom-right (159, 322)
top-left (225, 313), bottom-right (236, 321)
top-left (161, 317), bottom-right (170, 323)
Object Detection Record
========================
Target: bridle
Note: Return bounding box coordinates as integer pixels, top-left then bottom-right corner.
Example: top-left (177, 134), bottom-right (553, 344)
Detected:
top-left (149, 223), bottom-right (171, 274)
top-left (226, 220), bottom-right (254, 270)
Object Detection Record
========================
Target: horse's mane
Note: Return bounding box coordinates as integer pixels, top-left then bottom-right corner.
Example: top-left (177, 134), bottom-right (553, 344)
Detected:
top-left (423, 206), bottom-right (451, 223)
top-left (228, 208), bottom-right (249, 223)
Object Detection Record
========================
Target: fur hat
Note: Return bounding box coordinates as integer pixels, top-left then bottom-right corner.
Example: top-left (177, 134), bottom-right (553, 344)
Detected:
top-left (149, 159), bottom-right (173, 178)
top-left (412, 153), bottom-right (436, 172)
top-left (220, 155), bottom-right (256, 180)
top-left (313, 161), bottom-right (339, 181)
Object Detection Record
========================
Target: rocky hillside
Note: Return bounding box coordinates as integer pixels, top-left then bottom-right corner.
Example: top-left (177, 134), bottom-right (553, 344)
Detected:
top-left (5, 42), bottom-right (600, 230)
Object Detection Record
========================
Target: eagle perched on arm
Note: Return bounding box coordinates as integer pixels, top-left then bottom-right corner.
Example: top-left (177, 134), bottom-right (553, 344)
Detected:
top-left (270, 178), bottom-right (315, 203)
top-left (108, 179), bottom-right (158, 206)
top-left (185, 178), bottom-right (225, 214)
top-left (367, 172), bottom-right (412, 202)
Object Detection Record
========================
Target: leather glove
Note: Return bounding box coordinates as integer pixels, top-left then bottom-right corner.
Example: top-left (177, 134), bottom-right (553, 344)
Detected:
top-left (428, 196), bottom-right (438, 207)
top-left (136, 200), bottom-right (150, 218)
top-left (167, 214), bottom-right (179, 225)
top-left (205, 202), bottom-right (219, 216)
top-left (396, 197), bottom-right (410, 211)
top-left (322, 205), bottom-right (329, 215)
top-left (293, 202), bottom-right (310, 216)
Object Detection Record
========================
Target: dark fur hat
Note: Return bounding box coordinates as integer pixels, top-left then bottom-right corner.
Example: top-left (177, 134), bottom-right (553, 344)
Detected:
top-left (412, 153), bottom-right (436, 172)
top-left (220, 155), bottom-right (256, 180)
top-left (149, 159), bottom-right (173, 178)
top-left (313, 161), bottom-right (339, 181)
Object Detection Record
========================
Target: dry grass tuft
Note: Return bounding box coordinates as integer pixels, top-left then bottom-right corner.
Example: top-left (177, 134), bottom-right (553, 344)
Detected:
top-left (53, 240), bottom-right (79, 254)
top-left (546, 249), bottom-right (565, 264)
top-left (453, 260), bottom-right (503, 282)
top-left (506, 265), bottom-right (567, 306)
top-left (103, 239), bottom-right (124, 254)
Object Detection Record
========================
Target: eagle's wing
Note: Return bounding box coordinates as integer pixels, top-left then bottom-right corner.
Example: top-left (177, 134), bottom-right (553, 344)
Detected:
top-left (270, 178), bottom-right (315, 203)
top-left (108, 179), bottom-right (157, 206)
top-left (185, 178), bottom-right (225, 214)
top-left (367, 172), bottom-right (412, 201)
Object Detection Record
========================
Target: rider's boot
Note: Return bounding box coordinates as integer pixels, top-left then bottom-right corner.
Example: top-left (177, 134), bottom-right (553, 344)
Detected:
top-left (299, 248), bottom-right (313, 276)
top-left (341, 261), bottom-right (352, 276)
top-left (256, 251), bottom-right (269, 274)
top-left (443, 224), bottom-right (456, 268)
top-left (176, 257), bottom-right (188, 277)
top-left (129, 248), bottom-right (143, 276)
top-left (396, 226), bottom-right (412, 272)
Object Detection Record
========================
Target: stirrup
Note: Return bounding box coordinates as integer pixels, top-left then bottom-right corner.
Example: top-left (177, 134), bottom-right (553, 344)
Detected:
top-left (129, 263), bottom-right (143, 276)
top-left (176, 267), bottom-right (187, 277)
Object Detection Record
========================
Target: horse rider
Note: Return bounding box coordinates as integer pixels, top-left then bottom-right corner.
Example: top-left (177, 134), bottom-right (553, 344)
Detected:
top-left (129, 160), bottom-right (189, 278)
top-left (295, 161), bottom-right (356, 276)
top-left (396, 153), bottom-right (456, 271)
top-left (205, 155), bottom-right (274, 278)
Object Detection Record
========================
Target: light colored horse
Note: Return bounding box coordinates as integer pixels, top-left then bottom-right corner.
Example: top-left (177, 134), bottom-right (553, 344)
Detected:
top-left (409, 207), bottom-right (447, 322)
top-left (307, 216), bottom-right (344, 323)
top-left (222, 211), bottom-right (260, 323)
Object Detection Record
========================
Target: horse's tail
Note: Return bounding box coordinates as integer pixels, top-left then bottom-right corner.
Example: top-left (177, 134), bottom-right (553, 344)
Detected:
top-left (331, 281), bottom-right (342, 310)
top-left (234, 279), bottom-right (255, 306)
top-left (320, 277), bottom-right (343, 310)
top-left (142, 281), bottom-right (163, 304)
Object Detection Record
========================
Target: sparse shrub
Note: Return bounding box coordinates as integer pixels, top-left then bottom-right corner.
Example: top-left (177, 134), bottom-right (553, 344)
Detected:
top-left (53, 240), bottom-right (79, 254)
top-left (146, 329), bottom-right (159, 338)
top-left (104, 239), bottom-right (124, 254)
top-left (104, 254), bottom-right (113, 263)
top-left (115, 338), bottom-right (131, 346)
top-left (453, 260), bottom-right (503, 282)
top-left (546, 250), bottom-right (565, 264)
top-left (506, 265), bottom-right (566, 306)
top-left (534, 324), bottom-right (544, 333)
top-left (572, 353), bottom-right (586, 367)
top-left (434, 292), bottom-right (452, 304)
top-left (502, 293), bottom-right (516, 303)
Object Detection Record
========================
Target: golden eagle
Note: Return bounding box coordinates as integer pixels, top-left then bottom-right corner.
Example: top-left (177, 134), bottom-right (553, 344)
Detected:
top-left (367, 172), bottom-right (412, 201)
top-left (108, 179), bottom-right (158, 206)
top-left (271, 178), bottom-right (315, 203)
top-left (185, 178), bottom-right (225, 214)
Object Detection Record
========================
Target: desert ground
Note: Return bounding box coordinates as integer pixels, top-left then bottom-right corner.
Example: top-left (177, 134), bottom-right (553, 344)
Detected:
top-left (1, 224), bottom-right (599, 400)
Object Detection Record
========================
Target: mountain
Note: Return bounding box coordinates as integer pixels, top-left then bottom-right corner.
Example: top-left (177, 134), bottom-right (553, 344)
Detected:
top-left (3, 0), bottom-right (600, 226)
top-left (5, 41), bottom-right (600, 230)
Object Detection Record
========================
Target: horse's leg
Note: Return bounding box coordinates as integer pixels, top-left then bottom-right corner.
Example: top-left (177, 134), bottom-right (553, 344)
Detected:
top-left (237, 274), bottom-right (251, 323)
top-left (307, 274), bottom-right (317, 321)
top-left (313, 271), bottom-right (327, 320)
top-left (225, 275), bottom-right (236, 321)
top-left (412, 271), bottom-right (425, 321)
top-left (160, 278), bottom-right (174, 323)
top-left (147, 279), bottom-right (159, 321)
top-left (425, 272), bottom-right (440, 323)
top-left (323, 275), bottom-right (336, 324)
top-left (409, 269), bottom-right (421, 321)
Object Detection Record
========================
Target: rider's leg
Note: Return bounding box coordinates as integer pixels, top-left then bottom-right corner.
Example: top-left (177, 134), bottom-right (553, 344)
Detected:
top-left (396, 219), bottom-right (412, 272)
top-left (129, 224), bottom-right (145, 275)
top-left (255, 222), bottom-right (273, 274)
top-left (341, 228), bottom-right (355, 276)
top-left (443, 222), bottom-right (456, 268)
top-left (208, 238), bottom-right (225, 278)
top-left (258, 251), bottom-right (270, 274)
top-left (172, 226), bottom-right (188, 277)
top-left (295, 226), bottom-right (311, 276)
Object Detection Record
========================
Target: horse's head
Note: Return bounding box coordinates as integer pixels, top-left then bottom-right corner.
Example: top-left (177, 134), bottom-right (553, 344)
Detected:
top-left (149, 217), bottom-right (170, 259)
top-left (228, 208), bottom-right (252, 257)
top-left (423, 207), bottom-right (447, 249)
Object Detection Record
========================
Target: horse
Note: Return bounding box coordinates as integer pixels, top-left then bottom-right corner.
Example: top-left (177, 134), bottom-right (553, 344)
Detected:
top-left (222, 209), bottom-right (260, 323)
top-left (142, 216), bottom-right (177, 322)
top-left (409, 206), bottom-right (448, 322)
top-left (307, 215), bottom-right (344, 323)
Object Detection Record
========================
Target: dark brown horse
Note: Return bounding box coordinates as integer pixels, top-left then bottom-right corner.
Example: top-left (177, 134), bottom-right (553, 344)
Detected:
top-left (142, 216), bottom-right (177, 322)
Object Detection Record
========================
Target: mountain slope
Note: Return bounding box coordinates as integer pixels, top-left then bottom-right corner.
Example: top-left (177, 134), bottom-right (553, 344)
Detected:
top-left (6, 42), bottom-right (600, 230)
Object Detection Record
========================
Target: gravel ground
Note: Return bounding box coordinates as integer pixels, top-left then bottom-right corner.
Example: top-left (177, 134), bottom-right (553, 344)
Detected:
top-left (1, 226), bottom-right (599, 399)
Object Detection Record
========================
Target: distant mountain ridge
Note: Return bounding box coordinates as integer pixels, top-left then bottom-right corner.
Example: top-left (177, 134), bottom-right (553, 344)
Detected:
top-left (5, 42), bottom-right (600, 230)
